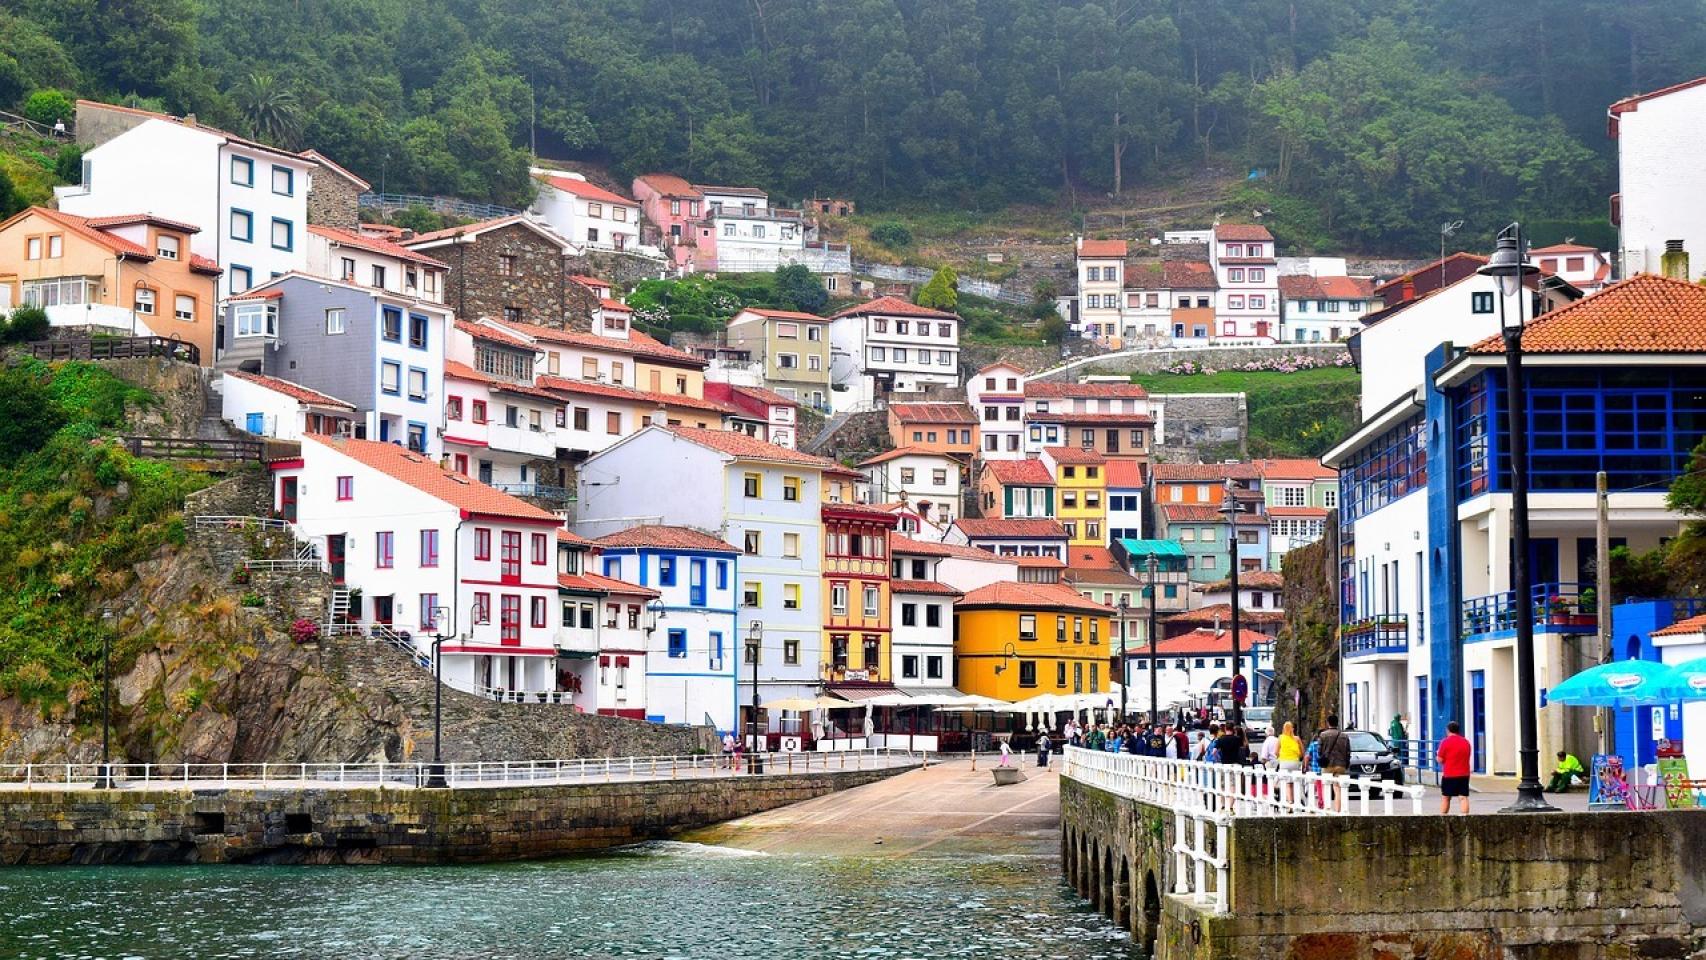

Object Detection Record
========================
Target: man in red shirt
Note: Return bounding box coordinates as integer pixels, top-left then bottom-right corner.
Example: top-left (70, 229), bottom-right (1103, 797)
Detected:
top-left (1435, 720), bottom-right (1473, 815)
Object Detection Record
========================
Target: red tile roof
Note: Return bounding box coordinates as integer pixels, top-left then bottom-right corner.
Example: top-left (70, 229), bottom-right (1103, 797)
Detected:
top-left (954, 518), bottom-right (1069, 540)
top-left (1043, 446), bottom-right (1107, 466)
top-left (958, 581), bottom-right (1113, 615)
top-left (1201, 570), bottom-right (1285, 591)
top-left (82, 212), bottom-right (202, 233)
top-left (1609, 74), bottom-right (1706, 116)
top-left (536, 374), bottom-right (734, 416)
top-left (498, 320), bottom-right (705, 368)
top-left (1164, 605), bottom-right (1285, 626)
top-left (1066, 546), bottom-right (1121, 571)
top-left (984, 459), bottom-right (1054, 486)
top-left (634, 173), bottom-right (702, 198)
top-left (736, 307), bottom-right (828, 322)
top-left (443, 361), bottom-right (563, 403)
top-left (1465, 274), bottom-right (1706, 355)
top-left (1213, 224), bottom-right (1273, 242)
top-left (1078, 238), bottom-right (1129, 258)
top-left (890, 534), bottom-right (1014, 563)
top-left (889, 402), bottom-right (977, 424)
top-left (1024, 380), bottom-right (1148, 399)
top-left (600, 298), bottom-right (632, 313)
top-left (1104, 460), bottom-right (1145, 489)
top-left (189, 254), bottom-right (222, 275)
top-left (540, 174), bottom-right (635, 205)
top-left (1529, 243), bottom-right (1602, 255)
top-left (226, 371), bottom-right (355, 410)
top-left (1030, 412), bottom-right (1155, 427)
top-left (1253, 458), bottom-right (1337, 481)
top-left (1653, 614), bottom-right (1706, 638)
top-left (1276, 275), bottom-right (1375, 301)
top-left (668, 425), bottom-right (840, 467)
top-left (822, 501), bottom-right (903, 525)
top-left (558, 571), bottom-right (661, 599)
top-left (1015, 554), bottom-right (1066, 569)
top-left (455, 320), bottom-right (536, 351)
top-left (594, 524), bottom-right (737, 552)
top-left (1139, 628), bottom-right (1277, 656)
top-left (890, 579), bottom-right (963, 597)
top-left (1372, 252), bottom-right (1489, 297)
top-left (830, 296), bottom-right (958, 321)
top-left (18, 207), bottom-right (151, 259)
top-left (1153, 462), bottom-right (1259, 481)
top-left (1160, 504), bottom-right (1228, 523)
top-left (728, 383), bottom-right (797, 409)
top-left (859, 446), bottom-right (958, 467)
top-left (308, 225), bottom-right (448, 268)
top-left (1125, 260), bottom-right (1220, 291)
top-left (1265, 505), bottom-right (1329, 519)
top-left (303, 435), bottom-right (558, 522)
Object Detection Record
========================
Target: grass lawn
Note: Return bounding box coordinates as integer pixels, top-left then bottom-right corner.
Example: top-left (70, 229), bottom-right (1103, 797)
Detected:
top-left (1128, 365), bottom-right (1359, 395)
top-left (1130, 365), bottom-right (1361, 458)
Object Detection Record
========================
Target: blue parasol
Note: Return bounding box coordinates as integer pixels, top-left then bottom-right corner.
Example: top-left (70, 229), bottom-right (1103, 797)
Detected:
top-left (1548, 659), bottom-right (1676, 708)
top-left (1662, 657), bottom-right (1706, 701)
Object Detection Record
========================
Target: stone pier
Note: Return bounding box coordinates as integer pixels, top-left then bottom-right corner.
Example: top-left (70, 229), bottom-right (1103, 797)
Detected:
top-left (1061, 775), bottom-right (1706, 959)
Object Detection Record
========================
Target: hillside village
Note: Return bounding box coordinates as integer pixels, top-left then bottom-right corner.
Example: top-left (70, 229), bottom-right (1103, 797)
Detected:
top-left (1, 77), bottom-right (1705, 782)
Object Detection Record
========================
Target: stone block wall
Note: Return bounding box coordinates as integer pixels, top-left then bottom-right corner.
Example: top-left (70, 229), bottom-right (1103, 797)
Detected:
top-left (1029, 343), bottom-right (1349, 382)
top-left (444, 223), bottom-right (578, 328)
top-left (306, 173), bottom-right (361, 230)
top-left (1150, 393), bottom-right (1246, 463)
top-left (0, 764), bottom-right (912, 865)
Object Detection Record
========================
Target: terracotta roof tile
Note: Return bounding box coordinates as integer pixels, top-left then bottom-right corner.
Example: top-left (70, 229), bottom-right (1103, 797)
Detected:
top-left (1030, 412), bottom-right (1155, 427)
top-left (558, 571), bottom-right (661, 598)
top-left (539, 174), bottom-right (634, 206)
top-left (189, 254), bottom-right (222, 275)
top-left (82, 212), bottom-right (201, 233)
top-left (536, 374), bottom-right (734, 416)
top-left (1609, 75), bottom-right (1706, 115)
top-left (830, 296), bottom-right (958, 321)
top-left (1043, 446), bottom-right (1107, 466)
top-left (1530, 243), bottom-right (1602, 255)
top-left (443, 361), bottom-right (562, 403)
top-left (1160, 504), bottom-right (1227, 523)
top-left (303, 435), bottom-right (558, 522)
top-left (1066, 546), bottom-right (1121, 571)
top-left (498, 320), bottom-right (705, 368)
top-left (1125, 259), bottom-right (1220, 292)
top-left (1465, 274), bottom-right (1706, 355)
top-left (1213, 224), bottom-right (1273, 242)
top-left (1265, 505), bottom-right (1329, 518)
top-left (736, 307), bottom-right (828, 322)
top-left (890, 534), bottom-right (1012, 562)
top-left (594, 524), bottom-right (736, 552)
top-left (1276, 275), bottom-right (1375, 301)
top-left (984, 459), bottom-right (1054, 486)
top-left (890, 579), bottom-right (963, 597)
top-left (953, 518), bottom-right (1069, 540)
top-left (1153, 462), bottom-right (1259, 481)
top-left (1253, 458), bottom-right (1337, 481)
top-left (1104, 460), bottom-right (1145, 488)
top-left (1164, 605), bottom-right (1285, 625)
top-left (668, 425), bottom-right (840, 467)
top-left (1653, 613), bottom-right (1706, 638)
top-left (889, 402), bottom-right (977, 424)
top-left (1078, 238), bottom-right (1129, 258)
top-left (859, 446), bottom-right (959, 467)
top-left (1200, 571), bottom-right (1285, 591)
top-left (958, 581), bottom-right (1112, 615)
top-left (599, 298), bottom-right (633, 312)
top-left (455, 320), bottom-right (536, 351)
top-left (308, 225), bottom-right (448, 269)
top-left (634, 173), bottom-right (702, 198)
top-left (1015, 554), bottom-right (1066, 569)
top-left (1136, 628), bottom-right (1276, 656)
top-left (19, 207), bottom-right (150, 259)
top-left (1024, 381), bottom-right (1148, 400)
top-left (226, 371), bottom-right (355, 410)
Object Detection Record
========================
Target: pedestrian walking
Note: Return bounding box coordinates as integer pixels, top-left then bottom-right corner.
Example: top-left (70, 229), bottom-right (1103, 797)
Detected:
top-left (1389, 713), bottom-right (1408, 766)
top-left (998, 740), bottom-right (1013, 767)
top-left (1436, 721), bottom-right (1473, 815)
top-left (1316, 714), bottom-right (1352, 811)
top-left (1274, 722), bottom-right (1305, 772)
top-left (1036, 732), bottom-right (1053, 768)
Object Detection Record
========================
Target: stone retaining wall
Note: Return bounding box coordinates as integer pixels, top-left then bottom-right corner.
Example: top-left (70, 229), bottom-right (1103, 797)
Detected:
top-left (0, 763), bottom-right (913, 865)
top-left (1028, 343), bottom-right (1350, 382)
top-left (1061, 776), bottom-right (1706, 960)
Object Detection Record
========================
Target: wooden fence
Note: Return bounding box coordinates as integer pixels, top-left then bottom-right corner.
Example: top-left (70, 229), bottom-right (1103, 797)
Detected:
top-left (22, 337), bottom-right (200, 366)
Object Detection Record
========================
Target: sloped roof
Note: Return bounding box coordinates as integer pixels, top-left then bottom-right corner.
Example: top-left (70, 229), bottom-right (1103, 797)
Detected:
top-left (958, 581), bottom-right (1113, 615)
top-left (299, 149), bottom-right (371, 189)
top-left (1253, 458), bottom-right (1336, 481)
top-left (1160, 504), bottom-right (1228, 523)
top-left (1104, 460), bottom-right (1145, 489)
top-left (831, 296), bottom-right (958, 320)
top-left (1165, 605), bottom-right (1285, 626)
top-left (536, 374), bottom-right (734, 415)
top-left (594, 524), bottom-right (736, 552)
top-left (303, 435), bottom-right (558, 522)
top-left (442, 361), bottom-right (563, 403)
top-left (226, 371), bottom-right (355, 410)
top-left (1078, 239), bottom-right (1129, 258)
top-left (308, 225), bottom-right (448, 268)
top-left (891, 579), bottom-right (963, 597)
top-left (558, 571), bottom-right (660, 599)
top-left (634, 173), bottom-right (702, 198)
top-left (455, 320), bottom-right (536, 351)
top-left (668, 425), bottom-right (840, 467)
top-left (1609, 74), bottom-right (1706, 116)
top-left (889, 402), bottom-right (977, 424)
top-left (735, 307), bottom-right (828, 322)
top-left (953, 518), bottom-right (1069, 540)
top-left (403, 215), bottom-right (575, 251)
top-left (1213, 224), bottom-right (1273, 242)
top-left (859, 446), bottom-right (958, 467)
top-left (984, 459), bottom-right (1054, 486)
top-left (539, 174), bottom-right (634, 205)
top-left (1530, 243), bottom-right (1601, 255)
top-left (1024, 380), bottom-right (1148, 400)
top-left (1200, 571), bottom-right (1285, 592)
top-left (1653, 614), bottom-right (1706, 638)
top-left (1123, 259), bottom-right (1220, 292)
top-left (1265, 506), bottom-right (1329, 519)
top-left (497, 319), bottom-right (706, 368)
top-left (77, 99), bottom-right (305, 162)
top-left (1152, 462), bottom-right (1259, 482)
top-left (1139, 628), bottom-right (1276, 656)
top-left (1276, 275), bottom-right (1375, 301)
top-left (1465, 274), bottom-right (1706, 355)
top-left (890, 534), bottom-right (1013, 563)
top-left (15, 207), bottom-right (150, 259)
top-left (1043, 446), bottom-right (1107, 466)
top-left (82, 212), bottom-right (201, 233)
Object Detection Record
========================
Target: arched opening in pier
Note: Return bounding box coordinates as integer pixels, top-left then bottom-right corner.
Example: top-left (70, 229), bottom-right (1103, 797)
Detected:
top-left (1112, 856), bottom-right (1131, 930)
top-left (1142, 869), bottom-right (1161, 956)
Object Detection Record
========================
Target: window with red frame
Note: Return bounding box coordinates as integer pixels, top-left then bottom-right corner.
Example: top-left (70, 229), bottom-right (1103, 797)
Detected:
top-left (471, 400), bottom-right (487, 424)
top-left (473, 592), bottom-right (491, 624)
top-left (474, 527), bottom-right (491, 560)
top-left (446, 396), bottom-right (463, 420)
top-left (500, 531), bottom-right (521, 581)
top-left (500, 595), bottom-right (521, 643)
top-left (453, 454), bottom-right (468, 475)
top-left (420, 529), bottom-right (439, 567)
top-left (531, 596), bottom-right (547, 628)
top-left (335, 476), bottom-right (353, 501)
top-left (531, 532), bottom-right (548, 564)
top-left (375, 531), bottom-right (394, 568)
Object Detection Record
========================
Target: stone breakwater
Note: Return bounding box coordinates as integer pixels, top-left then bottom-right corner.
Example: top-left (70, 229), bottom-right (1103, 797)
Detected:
top-left (0, 764), bottom-right (915, 865)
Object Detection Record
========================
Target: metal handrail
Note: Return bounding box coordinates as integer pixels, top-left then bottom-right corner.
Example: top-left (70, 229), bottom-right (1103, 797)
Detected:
top-left (192, 515), bottom-right (291, 531)
top-left (1060, 746), bottom-right (1425, 818)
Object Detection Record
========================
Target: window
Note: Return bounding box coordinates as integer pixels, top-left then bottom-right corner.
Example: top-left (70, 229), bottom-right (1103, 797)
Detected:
top-left (1018, 661), bottom-right (1037, 688)
top-left (1228, 268), bottom-right (1245, 282)
top-left (863, 585), bottom-right (879, 617)
top-left (379, 306), bottom-right (403, 343)
top-left (128, 286), bottom-right (156, 315)
top-left (407, 368), bottom-right (427, 402)
top-left (1019, 614), bottom-right (1037, 640)
top-left (606, 411), bottom-right (621, 434)
top-left (832, 583), bottom-right (851, 615)
top-left (925, 604), bottom-right (941, 628)
top-left (893, 348), bottom-right (908, 363)
top-left (375, 531), bottom-right (394, 568)
top-left (530, 532), bottom-right (548, 566)
top-left (667, 628), bottom-right (687, 658)
top-left (938, 351), bottom-right (952, 365)
top-left (270, 218), bottom-right (293, 251)
top-left (153, 234), bottom-right (181, 260)
top-left (379, 361), bottom-right (401, 396)
top-left (783, 583), bottom-right (801, 610)
top-left (409, 314), bottom-right (428, 349)
top-left (1471, 291), bottom-right (1494, 314)
top-left (320, 306), bottom-right (347, 335)
top-left (1228, 295), bottom-right (1245, 309)
top-left (743, 473), bottom-right (762, 497)
top-left (421, 529), bottom-right (439, 567)
top-left (742, 529), bottom-right (761, 555)
top-left (1250, 296), bottom-right (1265, 310)
top-left (230, 209), bottom-right (253, 241)
top-left (270, 165), bottom-right (295, 196)
top-left (742, 581), bottom-right (761, 607)
top-left (1249, 268), bottom-right (1265, 282)
top-left (24, 237), bottom-right (40, 260)
top-left (371, 264), bottom-right (387, 288)
top-left (419, 594), bottom-right (440, 630)
top-left (784, 638), bottom-right (800, 664)
top-left (902, 655), bottom-right (919, 679)
top-left (658, 556), bottom-right (677, 586)
top-left (474, 528), bottom-right (491, 560)
top-left (231, 156), bottom-right (254, 185)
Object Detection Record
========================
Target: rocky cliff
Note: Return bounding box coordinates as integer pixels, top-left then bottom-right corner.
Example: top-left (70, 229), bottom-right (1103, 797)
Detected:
top-left (1272, 514), bottom-right (1341, 739)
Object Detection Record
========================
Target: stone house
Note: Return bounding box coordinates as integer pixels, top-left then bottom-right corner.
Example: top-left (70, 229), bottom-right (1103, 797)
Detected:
top-left (403, 215), bottom-right (585, 329)
top-left (300, 149), bottom-right (368, 230)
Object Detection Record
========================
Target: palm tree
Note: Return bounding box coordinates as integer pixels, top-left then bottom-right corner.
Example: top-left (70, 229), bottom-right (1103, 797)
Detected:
top-left (232, 73), bottom-right (303, 148)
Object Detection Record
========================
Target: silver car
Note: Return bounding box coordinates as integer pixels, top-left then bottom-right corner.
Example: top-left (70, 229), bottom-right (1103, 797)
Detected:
top-left (1242, 707), bottom-right (1273, 742)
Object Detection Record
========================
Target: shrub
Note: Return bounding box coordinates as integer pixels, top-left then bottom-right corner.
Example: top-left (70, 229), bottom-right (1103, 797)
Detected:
top-left (53, 143), bottom-right (83, 185)
top-left (869, 221), bottom-right (913, 250)
top-left (3, 304), bottom-right (50, 344)
top-left (290, 618), bottom-right (320, 644)
top-left (239, 592), bottom-right (264, 608)
top-left (22, 88), bottom-right (73, 127)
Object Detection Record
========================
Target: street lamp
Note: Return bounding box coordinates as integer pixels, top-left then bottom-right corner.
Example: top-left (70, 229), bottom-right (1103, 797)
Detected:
top-left (1220, 482), bottom-right (1244, 728)
top-left (1146, 554), bottom-right (1160, 724)
top-left (1117, 596), bottom-right (1130, 723)
top-left (747, 620), bottom-right (764, 774)
top-left (425, 604), bottom-right (452, 788)
top-left (1478, 223), bottom-right (1556, 813)
top-left (93, 607), bottom-right (116, 789)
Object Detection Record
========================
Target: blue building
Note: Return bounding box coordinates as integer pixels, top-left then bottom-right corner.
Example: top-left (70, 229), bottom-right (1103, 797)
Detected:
top-left (1325, 271), bottom-right (1705, 773)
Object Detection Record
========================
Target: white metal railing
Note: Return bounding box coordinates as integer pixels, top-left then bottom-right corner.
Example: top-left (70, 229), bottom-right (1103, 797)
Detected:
top-left (471, 685), bottom-right (576, 705)
top-left (192, 515), bottom-right (291, 531)
top-left (244, 541), bottom-right (320, 570)
top-left (0, 748), bottom-right (919, 791)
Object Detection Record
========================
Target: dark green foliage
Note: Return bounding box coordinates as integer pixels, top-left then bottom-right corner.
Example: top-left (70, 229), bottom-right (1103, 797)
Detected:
top-left (1607, 438), bottom-right (1706, 599)
top-left (2, 304), bottom-right (51, 344)
top-left (389, 205), bottom-right (457, 236)
top-left (869, 222), bottom-right (914, 250)
top-left (22, 88), bottom-right (74, 126)
top-left (916, 266), bottom-right (959, 310)
top-left (52, 143), bottom-right (82, 184)
top-left (0, 168), bottom-right (20, 219)
top-left (772, 264), bottom-right (828, 314)
top-left (0, 362), bottom-right (66, 464)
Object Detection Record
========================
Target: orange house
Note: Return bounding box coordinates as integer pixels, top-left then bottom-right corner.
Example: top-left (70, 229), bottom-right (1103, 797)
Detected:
top-left (885, 402), bottom-right (978, 456)
top-left (0, 207), bottom-right (220, 363)
top-left (1149, 462), bottom-right (1259, 507)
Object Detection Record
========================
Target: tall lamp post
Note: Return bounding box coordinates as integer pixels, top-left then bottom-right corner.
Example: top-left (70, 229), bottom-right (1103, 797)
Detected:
top-left (1146, 555), bottom-right (1160, 724)
top-left (425, 604), bottom-right (451, 788)
top-left (1117, 597), bottom-right (1130, 723)
top-left (747, 620), bottom-right (764, 774)
top-left (1479, 223), bottom-right (1557, 812)
top-left (93, 607), bottom-right (116, 789)
top-left (1220, 482), bottom-right (1244, 728)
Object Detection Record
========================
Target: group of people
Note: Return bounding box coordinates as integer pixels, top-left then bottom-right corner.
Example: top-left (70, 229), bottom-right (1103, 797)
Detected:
top-left (1028, 716), bottom-right (1323, 772)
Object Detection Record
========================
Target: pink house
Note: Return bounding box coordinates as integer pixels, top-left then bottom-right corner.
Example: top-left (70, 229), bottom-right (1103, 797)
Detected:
top-left (632, 174), bottom-right (712, 271)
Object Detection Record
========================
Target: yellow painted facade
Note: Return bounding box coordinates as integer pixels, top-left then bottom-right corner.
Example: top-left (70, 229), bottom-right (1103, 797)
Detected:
top-left (955, 598), bottom-right (1112, 701)
top-left (820, 503), bottom-right (898, 684)
top-left (1052, 459), bottom-right (1108, 547)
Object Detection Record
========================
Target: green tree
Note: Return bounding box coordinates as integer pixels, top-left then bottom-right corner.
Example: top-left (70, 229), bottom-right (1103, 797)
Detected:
top-left (916, 266), bottom-right (959, 310)
top-left (230, 73), bottom-right (302, 147)
top-left (1038, 313), bottom-right (1068, 344)
top-left (0, 169), bottom-right (22, 220)
top-left (22, 88), bottom-right (73, 127)
top-left (0, 362), bottom-right (65, 465)
top-left (52, 144), bottom-right (83, 184)
top-left (869, 221), bottom-right (913, 250)
top-left (1, 305), bottom-right (50, 344)
top-left (771, 264), bottom-right (828, 315)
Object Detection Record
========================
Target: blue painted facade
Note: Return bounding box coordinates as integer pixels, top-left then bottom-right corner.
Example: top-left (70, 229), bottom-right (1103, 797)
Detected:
top-left (598, 544), bottom-right (741, 731)
top-left (1607, 600), bottom-right (1706, 766)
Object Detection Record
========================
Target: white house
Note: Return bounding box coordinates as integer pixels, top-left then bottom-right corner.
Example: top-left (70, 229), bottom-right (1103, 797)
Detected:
top-left (529, 169), bottom-right (641, 252)
top-left (440, 359), bottom-right (565, 499)
top-left (306, 226), bottom-right (449, 304)
top-left (221, 370), bottom-right (356, 440)
top-left (1609, 75), bottom-right (1706, 281)
top-left (274, 435), bottom-right (567, 701)
top-left (1277, 274), bottom-right (1376, 343)
top-left (591, 524), bottom-right (740, 729)
top-left (827, 296), bottom-right (960, 411)
top-left (57, 101), bottom-right (315, 299)
top-left (858, 448), bottom-right (964, 525)
top-left (1075, 237), bottom-right (1127, 344)
top-left (965, 362), bottom-right (1027, 460)
top-left (1530, 243), bottom-right (1612, 293)
top-left (1124, 628), bottom-right (1277, 713)
top-left (708, 193), bottom-right (808, 273)
top-left (946, 517), bottom-right (1070, 562)
top-left (1208, 224), bottom-right (1280, 341)
top-left (889, 536), bottom-right (961, 692)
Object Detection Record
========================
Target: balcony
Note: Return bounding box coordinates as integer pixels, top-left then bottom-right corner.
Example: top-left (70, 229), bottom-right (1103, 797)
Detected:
top-left (1341, 615), bottom-right (1409, 658)
top-left (554, 627), bottom-right (598, 657)
top-left (1460, 581), bottom-right (1598, 642)
top-left (491, 483), bottom-right (575, 509)
top-left (486, 422), bottom-right (559, 459)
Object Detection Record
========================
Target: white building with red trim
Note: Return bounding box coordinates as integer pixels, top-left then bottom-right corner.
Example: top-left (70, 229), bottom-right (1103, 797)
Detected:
top-left (272, 435), bottom-right (568, 702)
top-left (220, 370), bottom-right (356, 441)
top-left (965, 362), bottom-right (1027, 460)
top-left (1609, 75), bottom-right (1706, 282)
top-left (556, 530), bottom-right (661, 719)
top-left (1209, 224), bottom-right (1280, 342)
top-left (529, 169), bottom-right (642, 252)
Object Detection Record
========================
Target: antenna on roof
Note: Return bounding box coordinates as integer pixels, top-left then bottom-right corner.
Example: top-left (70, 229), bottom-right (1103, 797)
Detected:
top-left (1440, 220), bottom-right (1464, 269)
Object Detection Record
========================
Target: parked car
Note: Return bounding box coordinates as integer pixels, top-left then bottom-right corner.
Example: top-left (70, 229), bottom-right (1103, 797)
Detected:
top-left (1347, 730), bottom-right (1405, 796)
top-left (1242, 707), bottom-right (1273, 742)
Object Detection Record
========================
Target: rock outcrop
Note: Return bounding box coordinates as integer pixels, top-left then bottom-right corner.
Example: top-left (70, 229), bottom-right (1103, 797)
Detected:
top-left (1272, 512), bottom-right (1341, 740)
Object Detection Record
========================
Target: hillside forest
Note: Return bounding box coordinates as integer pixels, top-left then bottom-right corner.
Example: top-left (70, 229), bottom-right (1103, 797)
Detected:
top-left (3, 1), bottom-right (1704, 252)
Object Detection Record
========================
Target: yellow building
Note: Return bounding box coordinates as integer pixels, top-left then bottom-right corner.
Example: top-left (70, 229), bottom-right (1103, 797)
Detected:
top-left (955, 581), bottom-right (1113, 701)
top-left (1043, 446), bottom-right (1108, 547)
top-left (820, 501), bottom-right (900, 685)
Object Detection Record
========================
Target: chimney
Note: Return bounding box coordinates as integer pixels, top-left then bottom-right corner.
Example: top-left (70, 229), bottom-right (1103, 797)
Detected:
top-left (184, 113), bottom-right (197, 127)
top-left (1400, 277), bottom-right (1415, 302)
top-left (1661, 240), bottom-right (1689, 280)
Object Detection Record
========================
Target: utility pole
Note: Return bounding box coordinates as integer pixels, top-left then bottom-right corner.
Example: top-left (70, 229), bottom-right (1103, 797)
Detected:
top-left (1597, 470), bottom-right (1613, 757)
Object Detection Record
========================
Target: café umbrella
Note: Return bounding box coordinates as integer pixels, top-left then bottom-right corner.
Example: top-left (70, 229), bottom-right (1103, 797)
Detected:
top-left (1661, 657), bottom-right (1706, 701)
top-left (1548, 660), bottom-right (1677, 708)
